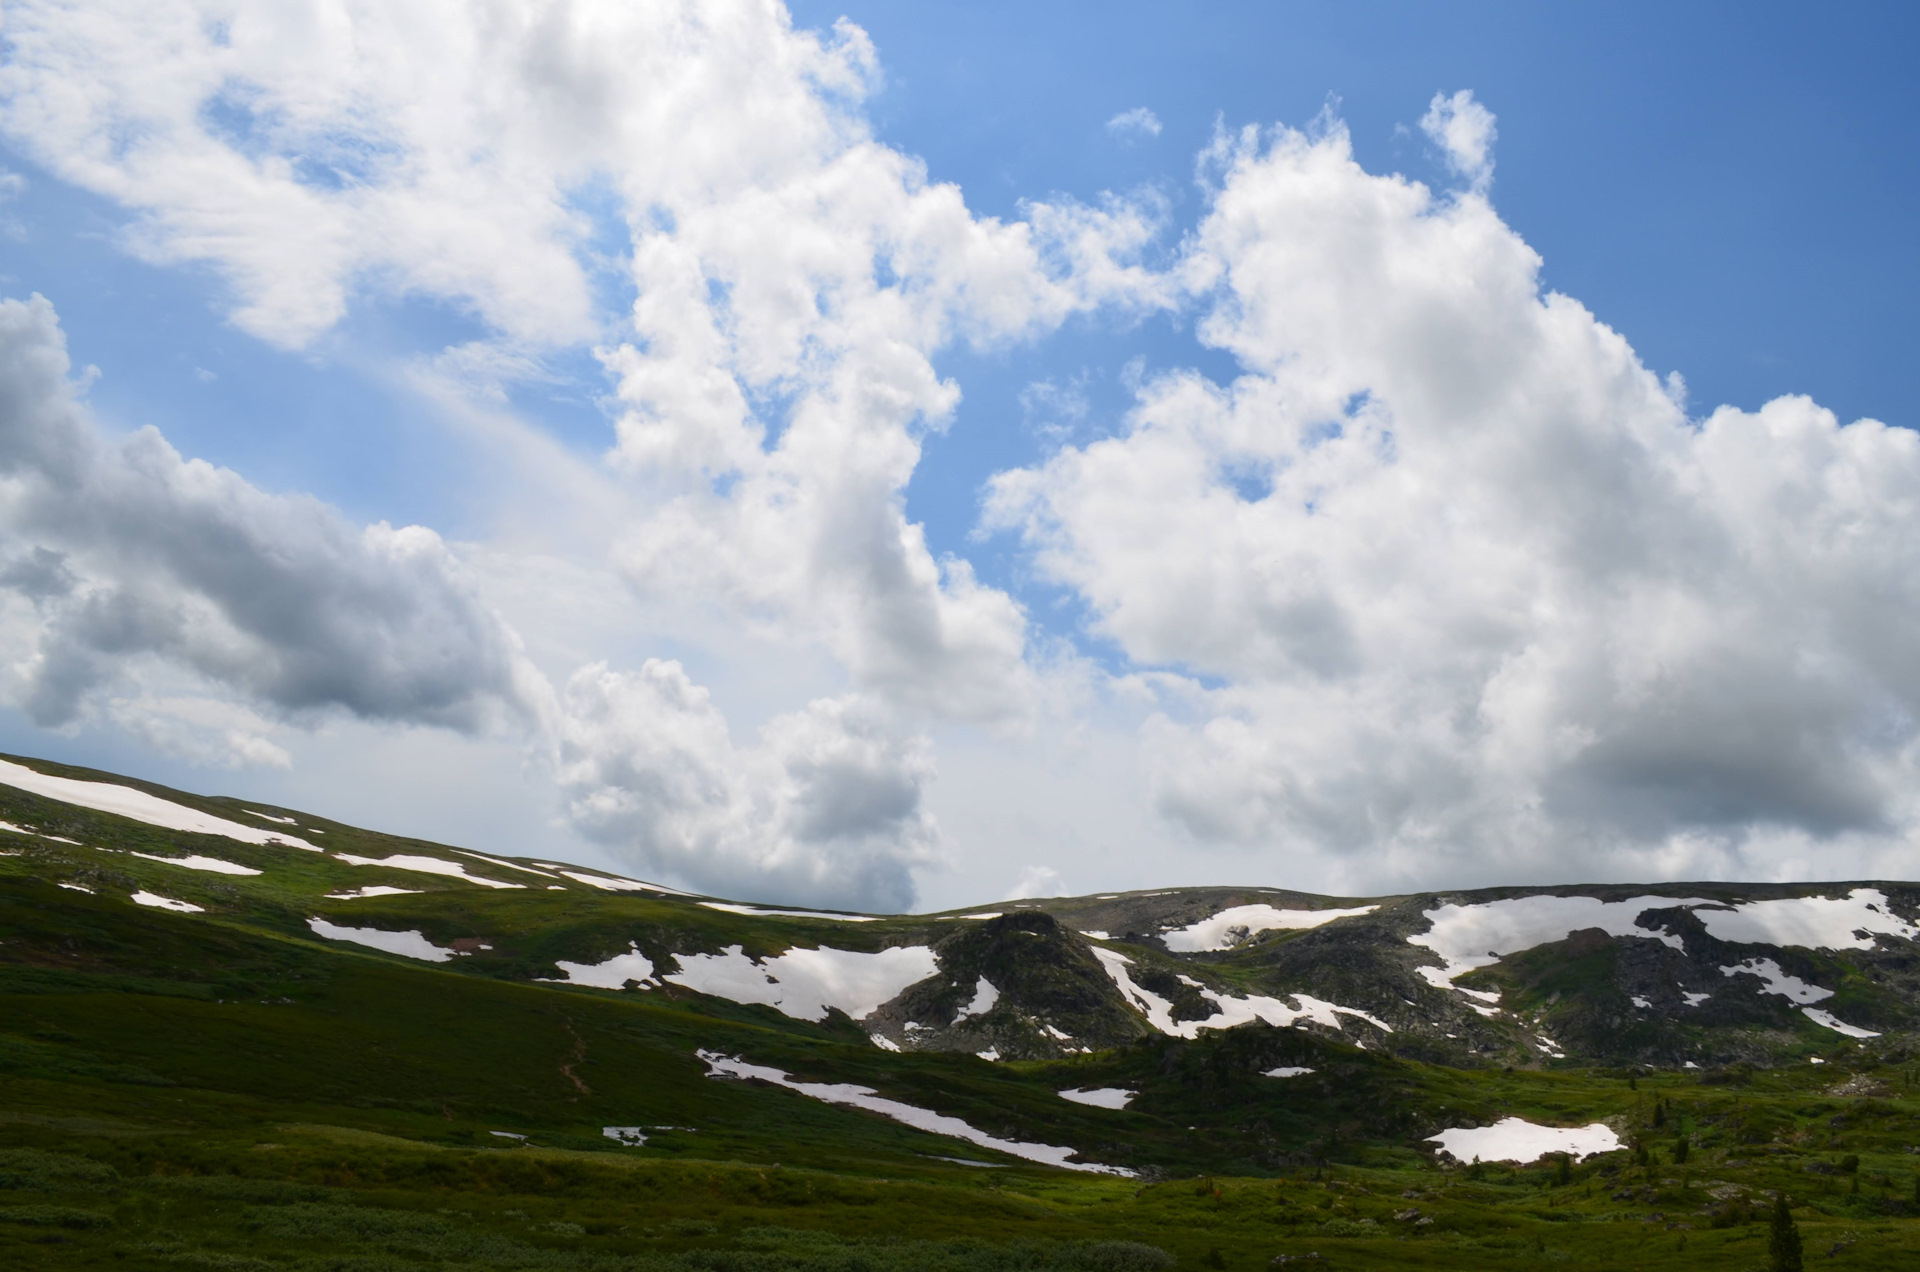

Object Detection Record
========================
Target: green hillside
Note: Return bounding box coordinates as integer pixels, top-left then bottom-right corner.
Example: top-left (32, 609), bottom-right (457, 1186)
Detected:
top-left (3, 752), bottom-right (1920, 1269)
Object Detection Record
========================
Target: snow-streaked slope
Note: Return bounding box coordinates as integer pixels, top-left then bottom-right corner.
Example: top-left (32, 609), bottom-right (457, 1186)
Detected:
top-left (1427, 1118), bottom-right (1621, 1163)
top-left (1093, 948), bottom-right (1391, 1039)
top-left (1411, 890), bottom-right (1920, 990)
top-left (667, 944), bottom-right (939, 1022)
top-left (701, 1052), bottom-right (1132, 1175)
top-left (1160, 903), bottom-right (1377, 952)
top-left (0, 758), bottom-right (318, 850)
top-left (307, 917), bottom-right (454, 962)
top-left (1409, 894), bottom-right (1714, 983)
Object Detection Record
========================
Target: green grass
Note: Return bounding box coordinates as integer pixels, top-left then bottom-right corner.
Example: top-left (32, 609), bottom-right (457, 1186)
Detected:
top-left (5, 868), bottom-right (1920, 1269)
top-left (4, 752), bottom-right (1920, 1269)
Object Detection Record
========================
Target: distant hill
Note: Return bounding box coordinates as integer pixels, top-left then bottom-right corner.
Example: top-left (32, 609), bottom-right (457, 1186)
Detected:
top-left (2, 749), bottom-right (1908, 1077)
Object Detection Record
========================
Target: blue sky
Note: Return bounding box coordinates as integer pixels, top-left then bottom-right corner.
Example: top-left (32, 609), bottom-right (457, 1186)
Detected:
top-left (0, 1), bottom-right (1915, 909)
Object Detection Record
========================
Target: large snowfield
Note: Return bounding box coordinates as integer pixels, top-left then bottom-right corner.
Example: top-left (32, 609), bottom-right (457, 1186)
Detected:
top-left (0, 758), bottom-right (318, 850)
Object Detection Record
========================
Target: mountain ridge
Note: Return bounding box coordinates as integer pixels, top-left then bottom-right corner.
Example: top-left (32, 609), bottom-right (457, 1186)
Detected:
top-left (1, 749), bottom-right (1912, 1076)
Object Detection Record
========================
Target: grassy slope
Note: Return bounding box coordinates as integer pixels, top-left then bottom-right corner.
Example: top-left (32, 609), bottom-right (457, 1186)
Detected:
top-left (3, 756), bottom-right (1920, 1268)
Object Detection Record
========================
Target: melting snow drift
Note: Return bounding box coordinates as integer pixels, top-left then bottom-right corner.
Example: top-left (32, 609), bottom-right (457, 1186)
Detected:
top-left (1802, 1008), bottom-right (1880, 1039)
top-left (131, 891), bottom-right (202, 913)
top-left (953, 976), bottom-right (1000, 1021)
top-left (544, 943), bottom-right (656, 989)
top-left (701, 1052), bottom-right (1131, 1174)
top-left (1058, 1088), bottom-right (1134, 1109)
top-left (1719, 957), bottom-right (1832, 1003)
top-left (333, 853), bottom-right (523, 889)
top-left (700, 902), bottom-right (880, 921)
top-left (0, 758), bottom-right (319, 850)
top-left (127, 851), bottom-right (261, 876)
top-left (307, 917), bottom-right (455, 962)
top-left (1428, 1117), bottom-right (1622, 1163)
top-left (555, 869), bottom-right (685, 894)
top-left (1161, 903), bottom-right (1378, 952)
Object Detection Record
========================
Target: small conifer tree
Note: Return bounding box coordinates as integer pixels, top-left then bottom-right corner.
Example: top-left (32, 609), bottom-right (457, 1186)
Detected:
top-left (1768, 1193), bottom-right (1803, 1272)
top-left (1652, 1098), bottom-right (1666, 1128)
top-left (1673, 1136), bottom-right (1689, 1165)
top-left (1555, 1153), bottom-right (1571, 1186)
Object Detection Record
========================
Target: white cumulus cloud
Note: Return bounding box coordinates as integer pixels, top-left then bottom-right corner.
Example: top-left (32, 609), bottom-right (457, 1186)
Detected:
top-left (1420, 89), bottom-right (1497, 191)
top-left (556, 660), bottom-right (938, 911)
top-left (987, 107), bottom-right (1920, 886)
top-left (0, 294), bottom-right (547, 764)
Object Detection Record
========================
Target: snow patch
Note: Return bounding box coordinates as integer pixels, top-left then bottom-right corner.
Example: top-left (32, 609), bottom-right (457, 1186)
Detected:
top-left (127, 851), bottom-right (261, 876)
top-left (1631, 996), bottom-right (1651, 1008)
top-left (453, 850), bottom-right (557, 878)
top-left (666, 944), bottom-right (938, 1022)
top-left (1263, 1066), bottom-right (1314, 1078)
top-left (334, 853), bottom-right (523, 889)
top-left (324, 886), bottom-right (423, 899)
top-left (243, 810), bottom-right (296, 824)
top-left (542, 943), bottom-right (656, 989)
top-left (57, 882), bottom-right (92, 893)
top-left (1092, 948), bottom-right (1392, 1038)
top-left (307, 917), bottom-right (454, 962)
top-left (1058, 1088), bottom-right (1133, 1109)
top-left (1428, 1117), bottom-right (1622, 1163)
top-left (975, 1047), bottom-right (1000, 1061)
top-left (700, 902), bottom-right (879, 921)
top-left (1719, 957), bottom-right (1832, 1004)
top-left (1802, 1008), bottom-right (1880, 1039)
top-left (1694, 888), bottom-right (1918, 950)
top-left (1079, 930), bottom-right (1111, 940)
top-left (131, 890), bottom-right (202, 913)
top-left (1683, 992), bottom-right (1711, 1006)
top-left (700, 1051), bottom-right (1130, 1174)
top-left (1161, 903), bottom-right (1378, 952)
top-left (953, 976), bottom-right (1000, 1021)
top-left (870, 1034), bottom-right (901, 1052)
top-left (0, 759), bottom-right (320, 850)
top-left (555, 869), bottom-right (685, 894)
top-left (602, 1127), bottom-right (647, 1146)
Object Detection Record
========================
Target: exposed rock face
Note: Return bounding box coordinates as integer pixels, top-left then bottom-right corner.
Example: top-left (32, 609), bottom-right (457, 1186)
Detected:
top-left (874, 882), bottom-right (1920, 1071)
top-left (866, 911), bottom-right (1153, 1058)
